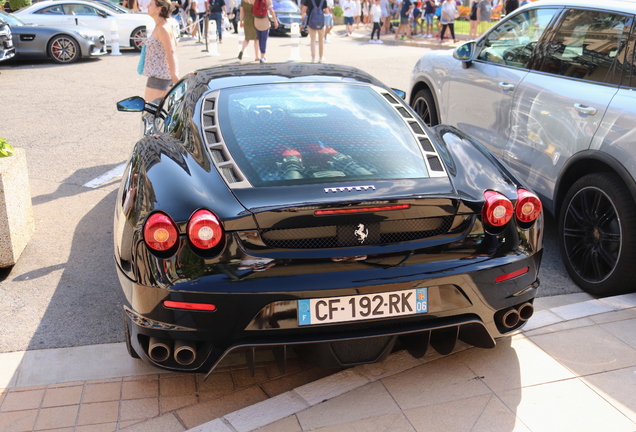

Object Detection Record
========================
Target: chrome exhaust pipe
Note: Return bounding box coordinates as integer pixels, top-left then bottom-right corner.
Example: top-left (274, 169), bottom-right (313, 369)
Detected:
top-left (148, 337), bottom-right (171, 363)
top-left (501, 308), bottom-right (520, 329)
top-left (174, 340), bottom-right (197, 366)
top-left (517, 302), bottom-right (534, 322)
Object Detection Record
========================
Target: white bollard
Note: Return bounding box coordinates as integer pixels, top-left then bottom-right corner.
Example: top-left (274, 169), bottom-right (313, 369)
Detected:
top-left (208, 19), bottom-right (220, 56)
top-left (110, 20), bottom-right (122, 56)
top-left (288, 22), bottom-right (301, 61)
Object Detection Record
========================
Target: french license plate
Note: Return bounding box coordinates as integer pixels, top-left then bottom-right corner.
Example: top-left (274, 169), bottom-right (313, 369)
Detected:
top-left (298, 288), bottom-right (427, 326)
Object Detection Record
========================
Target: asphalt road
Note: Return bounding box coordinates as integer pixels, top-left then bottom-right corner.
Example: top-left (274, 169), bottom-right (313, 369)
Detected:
top-left (0, 29), bottom-right (582, 354)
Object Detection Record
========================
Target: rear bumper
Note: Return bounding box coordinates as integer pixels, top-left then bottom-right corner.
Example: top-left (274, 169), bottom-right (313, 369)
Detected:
top-left (119, 251), bottom-right (541, 374)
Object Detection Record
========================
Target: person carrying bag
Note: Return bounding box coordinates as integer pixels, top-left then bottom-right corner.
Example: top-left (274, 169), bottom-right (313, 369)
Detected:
top-left (302, 0), bottom-right (327, 62)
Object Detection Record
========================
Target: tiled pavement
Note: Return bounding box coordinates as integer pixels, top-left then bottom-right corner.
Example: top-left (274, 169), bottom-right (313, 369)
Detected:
top-left (2, 292), bottom-right (636, 432)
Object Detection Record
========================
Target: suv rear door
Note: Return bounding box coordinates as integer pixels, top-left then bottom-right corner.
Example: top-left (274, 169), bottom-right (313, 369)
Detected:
top-left (445, 7), bottom-right (560, 158)
top-left (503, 8), bottom-right (631, 209)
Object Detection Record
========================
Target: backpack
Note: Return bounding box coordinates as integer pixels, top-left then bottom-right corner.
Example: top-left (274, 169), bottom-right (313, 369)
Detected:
top-left (308, 0), bottom-right (325, 29)
top-left (253, 0), bottom-right (268, 18)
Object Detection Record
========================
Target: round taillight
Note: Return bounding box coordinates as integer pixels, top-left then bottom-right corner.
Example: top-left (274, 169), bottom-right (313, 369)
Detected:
top-left (516, 189), bottom-right (542, 223)
top-left (187, 209), bottom-right (223, 249)
top-left (483, 191), bottom-right (514, 227)
top-left (144, 212), bottom-right (178, 251)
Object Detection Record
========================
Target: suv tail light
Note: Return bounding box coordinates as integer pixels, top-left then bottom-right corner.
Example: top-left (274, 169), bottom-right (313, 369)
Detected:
top-left (144, 212), bottom-right (179, 251)
top-left (483, 191), bottom-right (513, 227)
top-left (516, 189), bottom-right (542, 223)
top-left (187, 209), bottom-right (223, 249)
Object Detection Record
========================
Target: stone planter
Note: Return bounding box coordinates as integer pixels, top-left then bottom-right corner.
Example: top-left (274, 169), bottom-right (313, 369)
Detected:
top-left (333, 15), bottom-right (344, 25)
top-left (0, 148), bottom-right (34, 267)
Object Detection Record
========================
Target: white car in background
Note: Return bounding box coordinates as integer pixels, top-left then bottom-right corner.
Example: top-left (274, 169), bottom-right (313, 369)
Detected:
top-left (14, 0), bottom-right (154, 50)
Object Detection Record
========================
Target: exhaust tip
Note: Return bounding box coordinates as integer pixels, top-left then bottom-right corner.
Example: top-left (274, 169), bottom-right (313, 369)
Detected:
top-left (517, 302), bottom-right (534, 321)
top-left (148, 337), bottom-right (171, 363)
top-left (501, 308), bottom-right (520, 329)
top-left (174, 340), bottom-right (197, 366)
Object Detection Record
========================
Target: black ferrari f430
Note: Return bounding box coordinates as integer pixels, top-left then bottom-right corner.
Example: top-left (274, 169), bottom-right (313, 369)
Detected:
top-left (115, 63), bottom-right (543, 376)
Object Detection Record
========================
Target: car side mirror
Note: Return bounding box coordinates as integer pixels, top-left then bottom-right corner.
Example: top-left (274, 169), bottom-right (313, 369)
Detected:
top-left (453, 41), bottom-right (476, 64)
top-left (97, 9), bottom-right (108, 18)
top-left (392, 89), bottom-right (406, 100)
top-left (117, 96), bottom-right (160, 116)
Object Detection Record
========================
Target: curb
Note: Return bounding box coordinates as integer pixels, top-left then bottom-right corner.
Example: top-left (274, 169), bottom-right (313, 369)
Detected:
top-left (189, 292), bottom-right (636, 431)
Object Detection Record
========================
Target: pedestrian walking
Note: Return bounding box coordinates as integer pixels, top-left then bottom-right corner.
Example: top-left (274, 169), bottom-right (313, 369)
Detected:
top-left (477, 0), bottom-right (491, 36)
top-left (439, 0), bottom-right (457, 43)
top-left (423, 0), bottom-right (434, 37)
top-left (411, 1), bottom-right (421, 36)
top-left (254, 0), bottom-right (277, 62)
top-left (302, 0), bottom-right (327, 62)
top-left (369, 0), bottom-right (382, 42)
top-left (380, 0), bottom-right (390, 34)
top-left (208, 0), bottom-right (227, 43)
top-left (238, 0), bottom-right (260, 61)
top-left (353, 0), bottom-right (361, 28)
top-left (341, 0), bottom-right (355, 35)
top-left (324, 0), bottom-right (334, 42)
top-left (468, 0), bottom-right (478, 39)
top-left (193, 0), bottom-right (208, 38)
top-left (142, 0), bottom-right (179, 101)
top-left (394, 0), bottom-right (412, 40)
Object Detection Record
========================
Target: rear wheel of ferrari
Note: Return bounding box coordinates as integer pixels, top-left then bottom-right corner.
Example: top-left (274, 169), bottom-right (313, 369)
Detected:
top-left (131, 27), bottom-right (146, 52)
top-left (411, 88), bottom-right (439, 127)
top-left (48, 35), bottom-right (79, 64)
top-left (558, 173), bottom-right (636, 296)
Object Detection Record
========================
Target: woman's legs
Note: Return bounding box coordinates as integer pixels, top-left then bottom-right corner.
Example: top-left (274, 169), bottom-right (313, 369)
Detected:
top-left (440, 23), bottom-right (447, 41)
top-left (371, 22), bottom-right (380, 39)
top-left (449, 22), bottom-right (455, 41)
top-left (256, 29), bottom-right (268, 59)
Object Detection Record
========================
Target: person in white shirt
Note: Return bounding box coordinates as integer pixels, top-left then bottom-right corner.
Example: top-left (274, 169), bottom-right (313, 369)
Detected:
top-left (369, 0), bottom-right (382, 42)
top-left (341, 0), bottom-right (355, 35)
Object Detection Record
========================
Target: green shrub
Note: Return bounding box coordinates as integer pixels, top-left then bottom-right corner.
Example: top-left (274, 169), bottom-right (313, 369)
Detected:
top-left (332, 4), bottom-right (343, 17)
top-left (8, 0), bottom-right (31, 11)
top-left (0, 138), bottom-right (14, 158)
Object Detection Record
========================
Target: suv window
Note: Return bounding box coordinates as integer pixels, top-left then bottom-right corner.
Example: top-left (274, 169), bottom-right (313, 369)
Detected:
top-left (537, 9), bottom-right (630, 84)
top-left (617, 19), bottom-right (636, 87)
top-left (477, 8), bottom-right (559, 69)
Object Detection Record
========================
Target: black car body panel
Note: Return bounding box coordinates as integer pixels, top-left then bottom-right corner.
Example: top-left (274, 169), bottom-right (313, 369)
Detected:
top-left (115, 63), bottom-right (543, 374)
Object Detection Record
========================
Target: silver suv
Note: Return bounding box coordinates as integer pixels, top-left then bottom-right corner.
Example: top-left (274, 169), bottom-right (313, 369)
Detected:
top-left (409, 0), bottom-right (636, 297)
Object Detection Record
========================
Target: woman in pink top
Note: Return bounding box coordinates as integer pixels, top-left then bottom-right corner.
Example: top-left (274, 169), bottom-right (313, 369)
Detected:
top-left (143, 0), bottom-right (180, 101)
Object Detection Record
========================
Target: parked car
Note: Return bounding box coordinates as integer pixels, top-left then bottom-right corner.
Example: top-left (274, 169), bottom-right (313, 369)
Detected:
top-left (0, 14), bottom-right (15, 61)
top-left (89, 0), bottom-right (181, 40)
top-left (114, 63), bottom-right (543, 374)
top-left (269, 0), bottom-right (307, 37)
top-left (13, 0), bottom-right (154, 50)
top-left (410, 0), bottom-right (636, 297)
top-left (0, 10), bottom-right (105, 63)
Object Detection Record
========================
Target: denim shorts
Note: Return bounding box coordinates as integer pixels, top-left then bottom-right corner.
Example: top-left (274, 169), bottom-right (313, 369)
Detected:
top-left (425, 13), bottom-right (434, 24)
top-left (324, 13), bottom-right (333, 26)
top-left (344, 16), bottom-right (354, 25)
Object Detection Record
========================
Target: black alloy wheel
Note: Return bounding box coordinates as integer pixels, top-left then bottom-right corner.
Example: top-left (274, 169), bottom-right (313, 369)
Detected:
top-left (48, 35), bottom-right (79, 64)
top-left (131, 26), bottom-right (146, 51)
top-left (558, 173), bottom-right (636, 296)
top-left (411, 88), bottom-right (439, 127)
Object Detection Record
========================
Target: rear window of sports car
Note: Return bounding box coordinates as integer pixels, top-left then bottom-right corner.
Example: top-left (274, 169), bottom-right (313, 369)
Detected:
top-left (216, 83), bottom-right (430, 187)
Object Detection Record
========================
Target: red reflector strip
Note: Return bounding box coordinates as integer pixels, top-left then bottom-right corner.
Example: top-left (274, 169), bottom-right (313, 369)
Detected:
top-left (495, 267), bottom-right (529, 283)
top-left (315, 204), bottom-right (410, 216)
top-left (163, 301), bottom-right (216, 311)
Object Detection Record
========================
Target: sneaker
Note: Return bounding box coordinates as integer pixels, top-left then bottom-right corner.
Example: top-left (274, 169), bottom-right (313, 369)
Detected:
top-left (260, 58), bottom-right (266, 63)
top-left (377, 39), bottom-right (383, 44)
top-left (311, 57), bottom-right (317, 63)
top-left (219, 39), bottom-right (223, 44)
top-left (319, 57), bottom-right (326, 62)
top-left (324, 39), bottom-right (330, 43)
top-left (369, 39), bottom-right (375, 43)
top-left (238, 50), bottom-right (243, 60)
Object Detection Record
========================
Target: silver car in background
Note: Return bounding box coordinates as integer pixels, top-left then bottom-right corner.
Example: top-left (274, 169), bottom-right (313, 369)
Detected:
top-left (409, 0), bottom-right (636, 297)
top-left (0, 10), bottom-right (105, 63)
